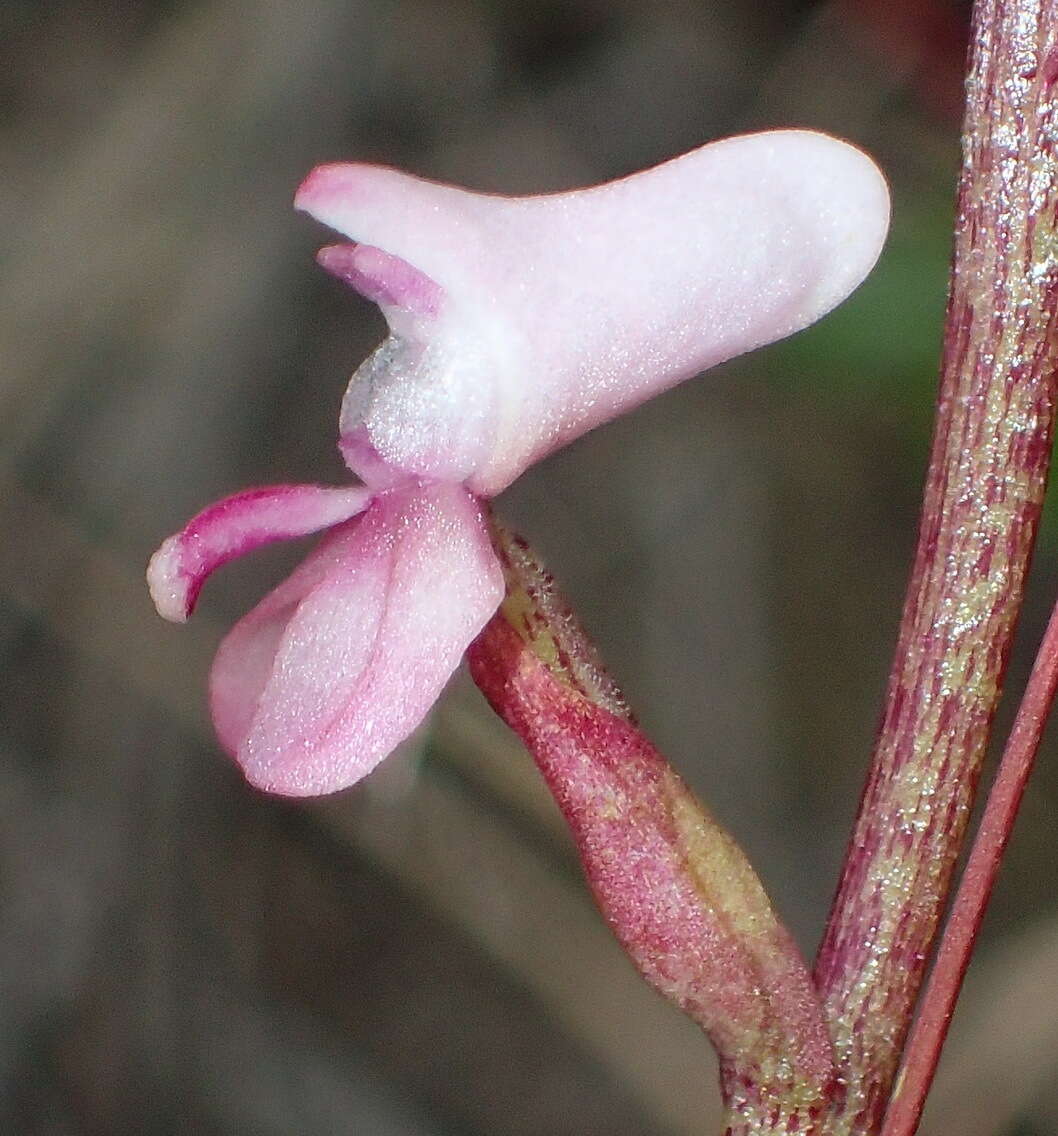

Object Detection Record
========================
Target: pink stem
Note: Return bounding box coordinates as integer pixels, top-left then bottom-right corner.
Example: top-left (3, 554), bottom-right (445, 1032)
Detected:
top-left (880, 595), bottom-right (1058, 1136)
top-left (814, 2), bottom-right (1058, 1131)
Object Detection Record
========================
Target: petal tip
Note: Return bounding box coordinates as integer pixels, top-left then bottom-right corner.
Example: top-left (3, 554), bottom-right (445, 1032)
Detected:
top-left (294, 163), bottom-right (370, 217)
top-left (239, 761), bottom-right (352, 799)
top-left (147, 536), bottom-right (194, 623)
top-left (798, 130), bottom-right (892, 275)
top-left (748, 129), bottom-right (891, 323)
top-left (235, 720), bottom-right (384, 797)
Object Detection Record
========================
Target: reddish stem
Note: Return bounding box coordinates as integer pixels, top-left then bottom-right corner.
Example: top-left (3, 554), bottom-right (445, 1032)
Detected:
top-left (880, 595), bottom-right (1058, 1136)
top-left (468, 526), bottom-right (835, 1134)
top-left (814, 2), bottom-right (1058, 1131)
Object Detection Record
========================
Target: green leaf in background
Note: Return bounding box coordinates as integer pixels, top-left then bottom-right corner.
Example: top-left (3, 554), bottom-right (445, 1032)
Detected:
top-left (769, 184), bottom-right (1058, 553)
top-left (772, 186), bottom-right (951, 433)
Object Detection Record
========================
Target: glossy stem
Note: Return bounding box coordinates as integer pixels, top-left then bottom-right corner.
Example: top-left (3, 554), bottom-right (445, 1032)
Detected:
top-left (814, 2), bottom-right (1058, 1132)
top-left (880, 594), bottom-right (1058, 1136)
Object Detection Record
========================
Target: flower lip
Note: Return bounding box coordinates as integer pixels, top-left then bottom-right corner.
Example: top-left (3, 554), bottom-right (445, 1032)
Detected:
top-left (209, 482), bottom-right (504, 796)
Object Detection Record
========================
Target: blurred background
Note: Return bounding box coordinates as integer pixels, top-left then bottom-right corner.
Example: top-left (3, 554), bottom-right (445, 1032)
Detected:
top-left (4, 1), bottom-right (1058, 1133)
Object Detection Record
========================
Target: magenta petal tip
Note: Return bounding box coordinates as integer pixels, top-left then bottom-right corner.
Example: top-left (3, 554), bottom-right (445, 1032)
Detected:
top-left (146, 484), bottom-right (372, 626)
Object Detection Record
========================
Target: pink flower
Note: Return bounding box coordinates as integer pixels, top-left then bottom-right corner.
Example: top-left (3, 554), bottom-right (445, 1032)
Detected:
top-left (148, 131), bottom-right (889, 796)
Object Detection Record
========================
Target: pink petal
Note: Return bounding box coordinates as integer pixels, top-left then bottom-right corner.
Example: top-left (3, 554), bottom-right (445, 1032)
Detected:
top-left (147, 484), bottom-right (372, 622)
top-left (316, 243), bottom-right (442, 335)
top-left (209, 531), bottom-right (343, 755)
top-left (296, 131), bottom-right (890, 496)
top-left (210, 484), bottom-right (503, 797)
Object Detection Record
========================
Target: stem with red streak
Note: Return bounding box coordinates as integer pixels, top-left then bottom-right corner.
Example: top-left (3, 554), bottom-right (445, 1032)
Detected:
top-left (814, 3), bottom-right (1058, 1131)
top-left (880, 595), bottom-right (1058, 1136)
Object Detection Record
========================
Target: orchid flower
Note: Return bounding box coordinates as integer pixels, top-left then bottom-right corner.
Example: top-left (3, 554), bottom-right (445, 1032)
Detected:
top-left (148, 130), bottom-right (889, 797)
